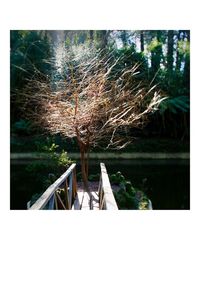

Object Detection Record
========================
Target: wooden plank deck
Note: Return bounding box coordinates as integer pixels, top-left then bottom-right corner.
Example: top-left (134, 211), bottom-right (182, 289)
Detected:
top-left (72, 191), bottom-right (99, 210)
top-left (72, 181), bottom-right (100, 210)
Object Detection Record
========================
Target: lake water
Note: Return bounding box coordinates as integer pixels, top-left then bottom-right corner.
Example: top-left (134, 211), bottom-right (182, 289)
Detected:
top-left (89, 159), bottom-right (190, 210)
top-left (10, 158), bottom-right (190, 210)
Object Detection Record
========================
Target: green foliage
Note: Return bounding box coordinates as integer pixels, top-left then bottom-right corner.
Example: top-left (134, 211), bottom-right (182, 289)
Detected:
top-left (110, 45), bottom-right (148, 80)
top-left (26, 142), bottom-right (73, 186)
top-left (159, 96), bottom-right (190, 114)
top-left (11, 31), bottom-right (52, 90)
top-left (110, 171), bottom-right (151, 210)
top-left (110, 171), bottom-right (125, 185)
top-left (149, 37), bottom-right (163, 74)
top-left (42, 142), bottom-right (59, 152)
top-left (25, 141), bottom-right (73, 205)
top-left (11, 134), bottom-right (79, 153)
top-left (57, 150), bottom-right (72, 167)
top-left (11, 30), bottom-right (190, 147)
top-left (177, 40), bottom-right (190, 56)
top-left (12, 119), bottom-right (34, 135)
top-left (147, 37), bottom-right (163, 52)
top-left (11, 30), bottom-right (53, 123)
top-left (158, 69), bottom-right (188, 96)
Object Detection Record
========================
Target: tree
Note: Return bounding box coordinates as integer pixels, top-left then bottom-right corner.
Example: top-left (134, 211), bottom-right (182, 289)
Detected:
top-left (12, 30), bottom-right (190, 151)
top-left (140, 30), bottom-right (144, 52)
top-left (96, 30), bottom-right (109, 49)
top-left (21, 45), bottom-right (165, 207)
top-left (120, 30), bottom-right (128, 47)
top-left (175, 30), bottom-right (182, 71)
top-left (89, 30), bottom-right (94, 46)
top-left (167, 30), bottom-right (174, 72)
top-left (149, 31), bottom-right (163, 75)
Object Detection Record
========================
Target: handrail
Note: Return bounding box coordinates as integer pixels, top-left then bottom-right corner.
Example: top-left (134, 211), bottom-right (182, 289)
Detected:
top-left (98, 163), bottom-right (118, 210)
top-left (28, 163), bottom-right (77, 210)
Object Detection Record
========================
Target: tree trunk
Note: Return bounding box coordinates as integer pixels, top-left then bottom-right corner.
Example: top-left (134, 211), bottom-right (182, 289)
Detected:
top-left (183, 55), bottom-right (190, 91)
top-left (181, 30), bottom-right (190, 95)
top-left (89, 30), bottom-right (94, 46)
top-left (121, 30), bottom-right (128, 47)
top-left (140, 31), bottom-right (144, 52)
top-left (167, 30), bottom-right (174, 72)
top-left (99, 30), bottom-right (108, 50)
top-left (150, 31), bottom-right (163, 75)
top-left (175, 30), bottom-right (182, 71)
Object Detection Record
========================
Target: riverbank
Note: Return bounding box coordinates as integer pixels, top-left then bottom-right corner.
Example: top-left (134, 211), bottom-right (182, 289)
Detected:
top-left (11, 136), bottom-right (190, 154)
top-left (11, 152), bottom-right (190, 160)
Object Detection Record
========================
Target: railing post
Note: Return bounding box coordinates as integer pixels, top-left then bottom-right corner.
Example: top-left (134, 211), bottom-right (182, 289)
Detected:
top-left (68, 172), bottom-right (73, 209)
top-left (48, 194), bottom-right (55, 209)
top-left (72, 168), bottom-right (77, 200)
top-left (64, 179), bottom-right (69, 209)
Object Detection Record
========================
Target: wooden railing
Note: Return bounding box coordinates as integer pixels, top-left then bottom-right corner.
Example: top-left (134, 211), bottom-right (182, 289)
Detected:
top-left (28, 162), bottom-right (118, 210)
top-left (98, 163), bottom-right (118, 210)
top-left (28, 163), bottom-right (77, 210)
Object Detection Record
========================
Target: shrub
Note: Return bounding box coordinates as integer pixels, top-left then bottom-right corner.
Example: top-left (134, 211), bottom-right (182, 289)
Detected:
top-left (110, 171), bottom-right (152, 210)
top-left (26, 142), bottom-right (73, 204)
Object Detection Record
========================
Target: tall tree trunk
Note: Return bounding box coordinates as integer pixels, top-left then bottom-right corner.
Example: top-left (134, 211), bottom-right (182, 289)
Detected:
top-left (140, 30), bottom-right (144, 52)
top-left (183, 54), bottom-right (190, 92)
top-left (175, 30), bottom-right (182, 71)
top-left (89, 30), bottom-right (94, 46)
top-left (167, 30), bottom-right (174, 72)
top-left (121, 30), bottom-right (128, 47)
top-left (98, 30), bottom-right (108, 50)
top-left (150, 31), bottom-right (162, 75)
top-left (185, 30), bottom-right (190, 42)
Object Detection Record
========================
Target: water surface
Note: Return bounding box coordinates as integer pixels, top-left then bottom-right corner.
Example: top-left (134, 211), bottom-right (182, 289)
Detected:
top-left (11, 158), bottom-right (190, 210)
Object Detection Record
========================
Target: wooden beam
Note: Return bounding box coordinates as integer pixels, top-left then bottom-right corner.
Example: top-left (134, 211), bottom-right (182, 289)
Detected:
top-left (29, 163), bottom-right (76, 210)
top-left (100, 163), bottom-right (118, 210)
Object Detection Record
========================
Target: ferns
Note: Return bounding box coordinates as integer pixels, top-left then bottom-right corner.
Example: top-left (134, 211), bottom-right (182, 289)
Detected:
top-left (159, 96), bottom-right (190, 114)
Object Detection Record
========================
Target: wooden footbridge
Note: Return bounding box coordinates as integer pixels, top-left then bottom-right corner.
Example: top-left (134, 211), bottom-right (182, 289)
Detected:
top-left (28, 163), bottom-right (118, 210)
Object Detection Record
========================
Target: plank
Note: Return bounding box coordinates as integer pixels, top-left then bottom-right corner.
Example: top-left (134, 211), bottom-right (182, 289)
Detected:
top-left (29, 163), bottom-right (76, 210)
top-left (72, 191), bottom-right (99, 210)
top-left (100, 163), bottom-right (118, 210)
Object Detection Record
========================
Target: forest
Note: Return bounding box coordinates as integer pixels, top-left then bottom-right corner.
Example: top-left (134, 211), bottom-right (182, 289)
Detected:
top-left (10, 30), bottom-right (190, 210)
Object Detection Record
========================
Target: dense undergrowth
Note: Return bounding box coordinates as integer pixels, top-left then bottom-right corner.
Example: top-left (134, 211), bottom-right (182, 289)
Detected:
top-left (11, 134), bottom-right (189, 154)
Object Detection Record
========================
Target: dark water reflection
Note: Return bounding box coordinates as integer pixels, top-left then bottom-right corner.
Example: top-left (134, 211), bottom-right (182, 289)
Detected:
top-left (88, 159), bottom-right (190, 210)
top-left (11, 159), bottom-right (190, 210)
